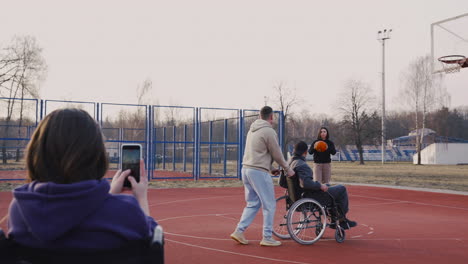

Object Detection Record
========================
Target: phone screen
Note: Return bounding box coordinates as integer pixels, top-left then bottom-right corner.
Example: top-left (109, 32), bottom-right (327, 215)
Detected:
top-left (121, 145), bottom-right (141, 188)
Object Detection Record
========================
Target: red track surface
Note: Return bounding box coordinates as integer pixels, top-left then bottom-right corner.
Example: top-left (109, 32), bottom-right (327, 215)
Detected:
top-left (1, 185), bottom-right (468, 263)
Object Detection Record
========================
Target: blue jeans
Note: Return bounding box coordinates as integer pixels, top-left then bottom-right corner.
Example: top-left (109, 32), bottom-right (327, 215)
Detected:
top-left (235, 167), bottom-right (276, 238)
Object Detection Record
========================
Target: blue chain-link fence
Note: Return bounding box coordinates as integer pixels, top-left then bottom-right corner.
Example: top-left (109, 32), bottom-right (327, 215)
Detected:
top-left (0, 98), bottom-right (285, 181)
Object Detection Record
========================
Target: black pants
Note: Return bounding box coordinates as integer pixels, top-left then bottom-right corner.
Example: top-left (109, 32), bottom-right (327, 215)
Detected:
top-left (304, 185), bottom-right (349, 214)
top-left (327, 185), bottom-right (349, 214)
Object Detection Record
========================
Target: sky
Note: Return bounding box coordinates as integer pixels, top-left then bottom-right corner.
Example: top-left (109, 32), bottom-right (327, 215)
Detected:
top-left (1, 0), bottom-right (467, 117)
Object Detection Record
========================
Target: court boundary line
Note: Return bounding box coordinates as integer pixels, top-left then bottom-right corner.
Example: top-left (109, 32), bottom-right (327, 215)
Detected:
top-left (338, 182), bottom-right (468, 196)
top-left (166, 238), bottom-right (313, 264)
top-left (352, 194), bottom-right (468, 211)
top-left (149, 195), bottom-right (238, 207)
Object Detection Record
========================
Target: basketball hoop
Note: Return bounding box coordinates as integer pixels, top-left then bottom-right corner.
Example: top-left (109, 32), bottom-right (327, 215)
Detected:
top-left (438, 55), bottom-right (466, 74)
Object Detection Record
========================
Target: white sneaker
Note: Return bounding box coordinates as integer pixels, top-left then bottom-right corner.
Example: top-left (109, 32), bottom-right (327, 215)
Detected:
top-left (260, 237), bottom-right (281, 246)
top-left (230, 231), bottom-right (249, 245)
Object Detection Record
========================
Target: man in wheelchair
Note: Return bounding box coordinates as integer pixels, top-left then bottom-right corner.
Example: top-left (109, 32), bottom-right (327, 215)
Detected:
top-left (289, 141), bottom-right (357, 230)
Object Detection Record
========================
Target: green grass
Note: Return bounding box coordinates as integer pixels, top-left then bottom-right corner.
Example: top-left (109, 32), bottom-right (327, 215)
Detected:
top-left (148, 161), bottom-right (468, 192)
top-left (330, 161), bottom-right (468, 192)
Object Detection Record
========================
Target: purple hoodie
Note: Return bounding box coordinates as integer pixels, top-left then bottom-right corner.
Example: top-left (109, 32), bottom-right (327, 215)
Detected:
top-left (8, 179), bottom-right (157, 249)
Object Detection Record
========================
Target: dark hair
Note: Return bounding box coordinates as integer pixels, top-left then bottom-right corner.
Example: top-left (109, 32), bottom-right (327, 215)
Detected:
top-left (260, 106), bottom-right (273, 120)
top-left (317, 126), bottom-right (330, 140)
top-left (26, 108), bottom-right (108, 184)
top-left (294, 141), bottom-right (308, 156)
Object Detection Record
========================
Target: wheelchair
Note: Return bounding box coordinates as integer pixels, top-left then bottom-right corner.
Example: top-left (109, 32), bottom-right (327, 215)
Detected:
top-left (0, 225), bottom-right (164, 264)
top-left (273, 175), bottom-right (347, 245)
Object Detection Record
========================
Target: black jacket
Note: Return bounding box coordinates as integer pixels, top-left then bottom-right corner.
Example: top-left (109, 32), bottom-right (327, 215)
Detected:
top-left (308, 139), bottom-right (336, 163)
top-left (289, 155), bottom-right (321, 192)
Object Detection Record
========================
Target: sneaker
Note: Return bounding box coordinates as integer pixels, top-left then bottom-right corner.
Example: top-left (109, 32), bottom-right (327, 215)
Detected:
top-left (347, 220), bottom-right (357, 228)
top-left (230, 231), bottom-right (249, 245)
top-left (260, 237), bottom-right (281, 247)
top-left (339, 219), bottom-right (357, 230)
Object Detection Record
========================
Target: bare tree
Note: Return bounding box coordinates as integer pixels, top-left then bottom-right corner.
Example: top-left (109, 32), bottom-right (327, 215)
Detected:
top-left (137, 78), bottom-right (152, 106)
top-left (400, 55), bottom-right (450, 165)
top-left (336, 79), bottom-right (378, 165)
top-left (0, 36), bottom-right (47, 164)
top-left (272, 81), bottom-right (300, 125)
top-left (164, 104), bottom-right (182, 127)
top-left (109, 78), bottom-right (152, 143)
top-left (287, 110), bottom-right (328, 144)
top-left (271, 81), bottom-right (301, 158)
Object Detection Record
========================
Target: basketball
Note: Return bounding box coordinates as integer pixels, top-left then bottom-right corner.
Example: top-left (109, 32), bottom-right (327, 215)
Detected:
top-left (315, 141), bottom-right (328, 152)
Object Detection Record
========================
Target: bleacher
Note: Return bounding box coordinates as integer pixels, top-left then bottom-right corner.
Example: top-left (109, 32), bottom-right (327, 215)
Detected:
top-left (332, 145), bottom-right (417, 162)
top-left (300, 145), bottom-right (416, 162)
top-left (295, 128), bottom-right (468, 163)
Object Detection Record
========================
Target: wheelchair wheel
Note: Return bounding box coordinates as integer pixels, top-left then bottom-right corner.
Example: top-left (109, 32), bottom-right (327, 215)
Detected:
top-left (335, 226), bottom-right (346, 243)
top-left (287, 198), bottom-right (326, 245)
top-left (273, 195), bottom-right (291, 239)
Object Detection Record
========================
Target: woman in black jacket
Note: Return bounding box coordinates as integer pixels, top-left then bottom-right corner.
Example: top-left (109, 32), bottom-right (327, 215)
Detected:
top-left (308, 127), bottom-right (336, 184)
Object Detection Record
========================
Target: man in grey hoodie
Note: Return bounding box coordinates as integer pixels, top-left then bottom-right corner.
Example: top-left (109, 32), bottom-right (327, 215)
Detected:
top-left (230, 106), bottom-right (294, 247)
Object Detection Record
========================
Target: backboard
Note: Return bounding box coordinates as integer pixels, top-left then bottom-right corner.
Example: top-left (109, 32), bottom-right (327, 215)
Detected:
top-left (431, 13), bottom-right (468, 74)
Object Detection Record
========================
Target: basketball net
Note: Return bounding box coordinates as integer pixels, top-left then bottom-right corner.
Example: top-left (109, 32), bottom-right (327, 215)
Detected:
top-left (440, 62), bottom-right (463, 73)
top-left (438, 55), bottom-right (466, 74)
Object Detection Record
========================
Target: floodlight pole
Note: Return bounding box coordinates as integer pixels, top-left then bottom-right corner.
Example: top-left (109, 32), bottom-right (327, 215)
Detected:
top-left (377, 29), bottom-right (392, 164)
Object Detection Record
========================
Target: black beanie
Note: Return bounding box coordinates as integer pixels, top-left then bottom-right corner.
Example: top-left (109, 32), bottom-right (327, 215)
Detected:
top-left (294, 141), bottom-right (308, 156)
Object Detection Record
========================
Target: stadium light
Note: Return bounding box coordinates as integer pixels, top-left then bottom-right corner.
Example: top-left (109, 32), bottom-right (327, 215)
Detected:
top-left (377, 29), bottom-right (392, 164)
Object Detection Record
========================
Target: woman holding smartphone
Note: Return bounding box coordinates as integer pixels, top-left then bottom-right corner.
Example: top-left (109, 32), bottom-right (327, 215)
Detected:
top-left (7, 108), bottom-right (157, 249)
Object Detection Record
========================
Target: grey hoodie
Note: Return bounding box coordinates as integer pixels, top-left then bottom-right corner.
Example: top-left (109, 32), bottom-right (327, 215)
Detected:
top-left (242, 119), bottom-right (289, 172)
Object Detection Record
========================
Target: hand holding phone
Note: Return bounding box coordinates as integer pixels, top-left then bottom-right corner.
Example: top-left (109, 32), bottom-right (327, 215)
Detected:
top-left (121, 144), bottom-right (142, 188)
top-left (109, 158), bottom-right (150, 215)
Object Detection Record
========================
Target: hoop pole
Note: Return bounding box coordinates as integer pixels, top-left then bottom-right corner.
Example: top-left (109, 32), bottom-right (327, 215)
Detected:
top-left (381, 38), bottom-right (386, 164)
top-left (431, 24), bottom-right (434, 73)
top-left (431, 13), bottom-right (468, 27)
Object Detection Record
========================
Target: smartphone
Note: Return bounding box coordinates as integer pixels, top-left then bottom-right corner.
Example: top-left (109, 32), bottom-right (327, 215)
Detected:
top-left (121, 144), bottom-right (142, 188)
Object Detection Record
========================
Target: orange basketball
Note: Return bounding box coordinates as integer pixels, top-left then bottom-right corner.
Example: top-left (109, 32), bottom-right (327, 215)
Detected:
top-left (315, 141), bottom-right (328, 152)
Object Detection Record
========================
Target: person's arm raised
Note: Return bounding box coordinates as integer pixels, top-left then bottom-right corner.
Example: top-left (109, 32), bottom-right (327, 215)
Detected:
top-left (127, 159), bottom-right (150, 215)
top-left (109, 159), bottom-right (150, 215)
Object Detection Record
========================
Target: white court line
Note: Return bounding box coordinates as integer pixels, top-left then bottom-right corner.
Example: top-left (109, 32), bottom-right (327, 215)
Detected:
top-left (159, 213), bottom-right (266, 229)
top-left (338, 182), bottom-right (468, 196)
top-left (336, 238), bottom-right (466, 241)
top-left (155, 190), bottom-right (468, 260)
top-left (218, 214), bottom-right (238, 220)
top-left (162, 214), bottom-right (466, 242)
top-left (0, 214), bottom-right (8, 225)
top-left (165, 232), bottom-right (466, 242)
top-left (152, 190), bottom-right (468, 211)
top-left (352, 194), bottom-right (468, 211)
top-left (166, 238), bottom-right (313, 264)
top-left (165, 232), bottom-right (297, 243)
top-left (166, 232), bottom-right (242, 242)
top-left (158, 213), bottom-right (231, 222)
top-left (355, 201), bottom-right (408, 207)
top-left (149, 195), bottom-right (238, 207)
top-left (160, 213), bottom-right (376, 241)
